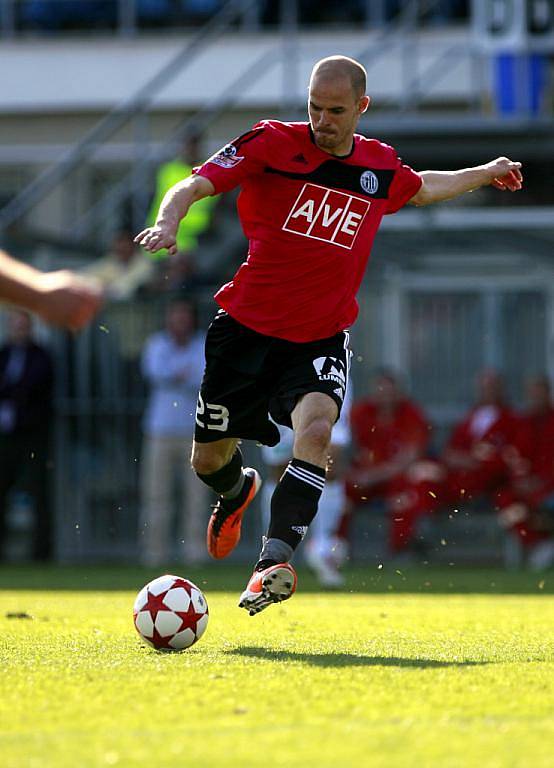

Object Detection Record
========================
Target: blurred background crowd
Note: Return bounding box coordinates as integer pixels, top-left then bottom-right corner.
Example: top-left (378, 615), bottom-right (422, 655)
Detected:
top-left (0, 0), bottom-right (553, 577)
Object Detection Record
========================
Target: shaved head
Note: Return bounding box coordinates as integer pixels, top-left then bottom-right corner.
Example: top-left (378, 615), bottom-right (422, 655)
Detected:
top-left (310, 56), bottom-right (367, 99)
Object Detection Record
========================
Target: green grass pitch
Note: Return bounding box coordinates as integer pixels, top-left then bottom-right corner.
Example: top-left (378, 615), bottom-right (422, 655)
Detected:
top-left (1, 565), bottom-right (553, 768)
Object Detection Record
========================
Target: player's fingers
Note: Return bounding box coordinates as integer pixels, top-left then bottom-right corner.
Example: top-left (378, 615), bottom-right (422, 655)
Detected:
top-left (503, 171), bottom-right (522, 191)
top-left (509, 170), bottom-right (523, 187)
top-left (168, 244), bottom-right (178, 256)
top-left (134, 230), bottom-right (149, 243)
top-left (492, 178), bottom-right (506, 190)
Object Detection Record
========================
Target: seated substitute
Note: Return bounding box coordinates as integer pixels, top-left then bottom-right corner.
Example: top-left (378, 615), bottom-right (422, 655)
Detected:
top-left (345, 370), bottom-right (438, 557)
top-left (439, 369), bottom-right (518, 509)
top-left (136, 54), bottom-right (523, 616)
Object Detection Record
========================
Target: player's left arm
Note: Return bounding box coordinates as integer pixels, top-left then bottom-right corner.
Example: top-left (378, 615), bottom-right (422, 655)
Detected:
top-left (409, 157), bottom-right (523, 206)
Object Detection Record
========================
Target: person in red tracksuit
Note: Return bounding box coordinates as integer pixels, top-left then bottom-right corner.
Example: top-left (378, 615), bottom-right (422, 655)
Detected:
top-left (497, 375), bottom-right (554, 569)
top-left (441, 370), bottom-right (517, 511)
top-left (345, 370), bottom-right (440, 555)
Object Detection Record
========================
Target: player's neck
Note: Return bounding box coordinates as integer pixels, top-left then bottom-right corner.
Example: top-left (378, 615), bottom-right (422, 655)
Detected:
top-left (309, 126), bottom-right (355, 159)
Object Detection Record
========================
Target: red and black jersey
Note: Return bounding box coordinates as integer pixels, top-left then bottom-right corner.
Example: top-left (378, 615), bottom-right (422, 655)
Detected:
top-left (195, 120), bottom-right (422, 342)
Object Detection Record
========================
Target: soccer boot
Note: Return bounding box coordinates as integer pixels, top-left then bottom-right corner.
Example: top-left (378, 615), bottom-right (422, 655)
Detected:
top-left (238, 562), bottom-right (297, 616)
top-left (207, 468), bottom-right (262, 559)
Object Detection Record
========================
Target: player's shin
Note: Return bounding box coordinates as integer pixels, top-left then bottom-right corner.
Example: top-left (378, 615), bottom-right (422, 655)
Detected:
top-left (255, 458), bottom-right (325, 570)
top-left (195, 447), bottom-right (245, 497)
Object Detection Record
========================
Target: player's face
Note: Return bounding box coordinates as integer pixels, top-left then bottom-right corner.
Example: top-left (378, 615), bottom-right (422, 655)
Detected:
top-left (308, 75), bottom-right (369, 156)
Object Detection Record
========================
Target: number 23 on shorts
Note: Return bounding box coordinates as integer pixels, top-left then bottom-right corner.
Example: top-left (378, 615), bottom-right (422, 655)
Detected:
top-left (196, 393), bottom-right (230, 432)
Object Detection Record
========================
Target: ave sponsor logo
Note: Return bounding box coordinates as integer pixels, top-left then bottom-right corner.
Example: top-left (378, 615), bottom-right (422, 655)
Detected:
top-left (283, 183), bottom-right (370, 249)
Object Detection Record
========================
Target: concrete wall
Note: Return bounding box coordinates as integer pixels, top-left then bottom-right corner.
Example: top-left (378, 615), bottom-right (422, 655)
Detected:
top-left (0, 29), bottom-right (475, 113)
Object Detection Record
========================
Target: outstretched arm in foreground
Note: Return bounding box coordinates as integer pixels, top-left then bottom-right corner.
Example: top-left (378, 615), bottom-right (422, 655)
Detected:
top-left (0, 249), bottom-right (103, 330)
top-left (134, 174), bottom-right (216, 256)
top-left (410, 157), bottom-right (523, 206)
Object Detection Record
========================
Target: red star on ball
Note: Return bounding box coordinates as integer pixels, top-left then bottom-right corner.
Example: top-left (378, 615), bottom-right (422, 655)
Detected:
top-left (143, 588), bottom-right (172, 622)
top-left (174, 601), bottom-right (206, 635)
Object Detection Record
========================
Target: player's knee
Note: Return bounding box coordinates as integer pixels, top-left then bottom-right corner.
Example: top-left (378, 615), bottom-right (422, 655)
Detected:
top-left (191, 448), bottom-right (226, 476)
top-left (296, 417), bottom-right (333, 454)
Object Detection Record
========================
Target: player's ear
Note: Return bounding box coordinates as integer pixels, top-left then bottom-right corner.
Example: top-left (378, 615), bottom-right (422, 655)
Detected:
top-left (359, 95), bottom-right (370, 115)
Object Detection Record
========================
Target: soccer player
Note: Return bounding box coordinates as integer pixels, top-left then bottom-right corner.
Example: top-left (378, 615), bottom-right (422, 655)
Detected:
top-left (135, 55), bottom-right (523, 615)
top-left (0, 248), bottom-right (102, 330)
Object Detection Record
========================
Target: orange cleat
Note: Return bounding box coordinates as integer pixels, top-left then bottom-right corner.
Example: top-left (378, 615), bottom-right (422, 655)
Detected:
top-left (238, 562), bottom-right (297, 616)
top-left (207, 468), bottom-right (262, 559)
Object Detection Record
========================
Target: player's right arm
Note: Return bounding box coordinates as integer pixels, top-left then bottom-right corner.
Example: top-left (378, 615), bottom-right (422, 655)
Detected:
top-left (134, 174), bottom-right (215, 256)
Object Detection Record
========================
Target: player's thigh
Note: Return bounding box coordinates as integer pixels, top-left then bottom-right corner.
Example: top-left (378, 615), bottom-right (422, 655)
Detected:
top-left (194, 332), bottom-right (280, 451)
top-left (270, 330), bottom-right (351, 431)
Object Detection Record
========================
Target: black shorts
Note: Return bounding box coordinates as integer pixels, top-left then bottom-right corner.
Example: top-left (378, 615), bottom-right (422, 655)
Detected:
top-left (194, 310), bottom-right (352, 446)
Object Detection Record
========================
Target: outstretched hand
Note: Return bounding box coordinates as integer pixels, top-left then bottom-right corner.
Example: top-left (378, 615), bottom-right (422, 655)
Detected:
top-left (487, 157), bottom-right (523, 192)
top-left (36, 271), bottom-right (103, 330)
top-left (134, 224), bottom-right (178, 256)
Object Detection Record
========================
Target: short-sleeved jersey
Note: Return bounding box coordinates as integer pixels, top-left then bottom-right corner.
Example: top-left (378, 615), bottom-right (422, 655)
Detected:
top-left (447, 405), bottom-right (517, 453)
top-left (195, 120), bottom-right (421, 342)
top-left (349, 398), bottom-right (430, 466)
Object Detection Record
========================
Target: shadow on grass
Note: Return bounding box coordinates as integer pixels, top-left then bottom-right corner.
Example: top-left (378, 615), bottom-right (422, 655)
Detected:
top-left (226, 646), bottom-right (489, 668)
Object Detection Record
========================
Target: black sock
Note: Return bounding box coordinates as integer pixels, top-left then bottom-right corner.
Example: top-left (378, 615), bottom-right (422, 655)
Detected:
top-left (196, 448), bottom-right (244, 497)
top-left (268, 458), bottom-right (325, 550)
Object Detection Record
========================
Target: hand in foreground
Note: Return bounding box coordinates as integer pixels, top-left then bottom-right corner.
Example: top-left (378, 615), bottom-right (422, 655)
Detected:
top-left (134, 224), bottom-right (178, 256)
top-left (486, 157), bottom-right (523, 191)
top-left (35, 271), bottom-right (103, 330)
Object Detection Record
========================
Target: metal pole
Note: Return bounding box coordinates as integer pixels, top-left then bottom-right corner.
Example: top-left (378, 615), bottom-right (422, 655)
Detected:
top-left (281, 0), bottom-right (299, 116)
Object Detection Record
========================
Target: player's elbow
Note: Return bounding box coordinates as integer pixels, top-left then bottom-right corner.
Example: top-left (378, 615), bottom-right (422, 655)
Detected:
top-left (409, 185), bottom-right (434, 207)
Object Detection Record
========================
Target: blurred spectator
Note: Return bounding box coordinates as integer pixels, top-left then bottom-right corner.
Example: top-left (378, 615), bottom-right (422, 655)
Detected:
top-left (440, 369), bottom-right (517, 507)
top-left (0, 310), bottom-right (54, 561)
top-left (261, 388), bottom-right (352, 587)
top-left (146, 132), bottom-right (219, 259)
top-left (345, 370), bottom-right (437, 557)
top-left (20, 1), bottom-right (115, 31)
top-left (82, 230), bottom-right (153, 301)
top-left (497, 374), bottom-right (554, 570)
top-left (148, 250), bottom-right (213, 294)
top-left (138, 297), bottom-right (206, 566)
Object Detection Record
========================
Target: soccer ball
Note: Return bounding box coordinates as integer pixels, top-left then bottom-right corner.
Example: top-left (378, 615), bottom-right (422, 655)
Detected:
top-left (133, 574), bottom-right (209, 651)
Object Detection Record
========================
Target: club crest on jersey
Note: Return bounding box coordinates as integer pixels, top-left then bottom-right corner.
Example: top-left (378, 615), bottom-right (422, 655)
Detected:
top-left (283, 183), bottom-right (370, 249)
top-left (360, 170), bottom-right (379, 195)
top-left (209, 143), bottom-right (244, 169)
